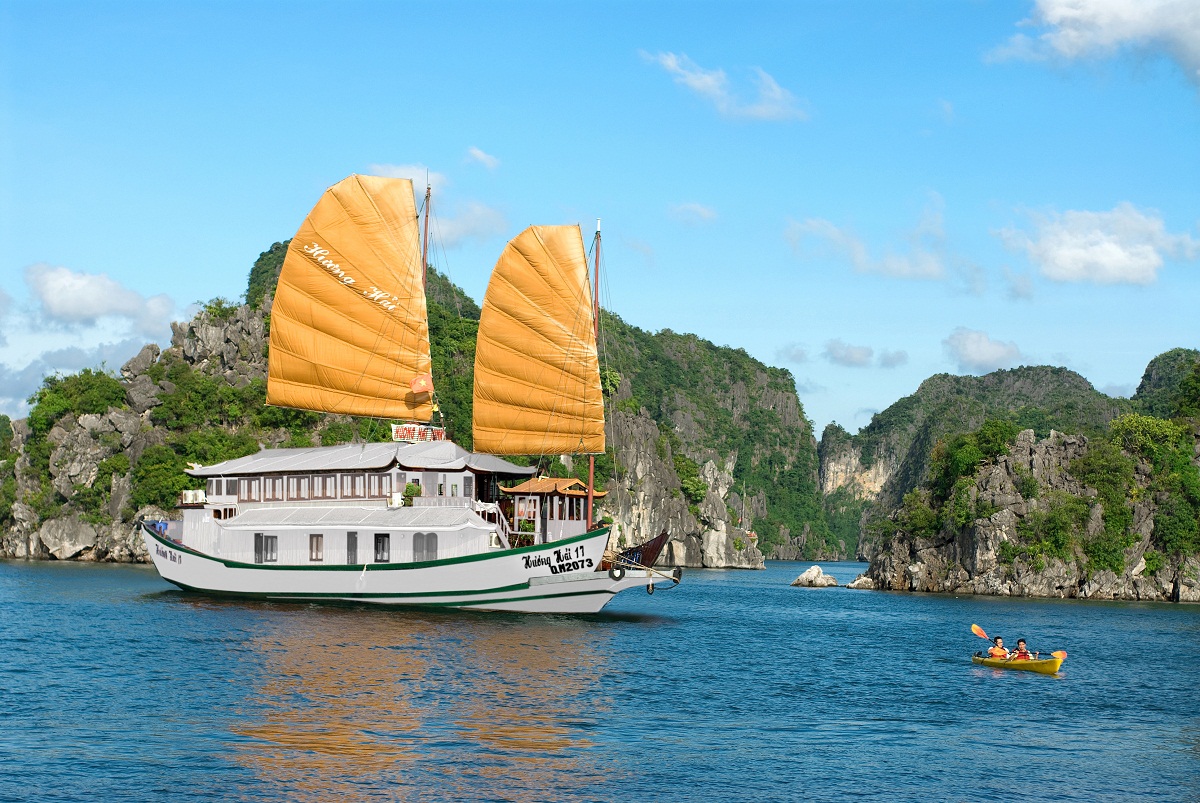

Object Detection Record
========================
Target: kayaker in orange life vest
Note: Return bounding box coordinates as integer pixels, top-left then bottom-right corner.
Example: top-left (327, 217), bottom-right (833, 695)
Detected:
top-left (988, 636), bottom-right (1010, 659)
top-left (1011, 639), bottom-right (1036, 660)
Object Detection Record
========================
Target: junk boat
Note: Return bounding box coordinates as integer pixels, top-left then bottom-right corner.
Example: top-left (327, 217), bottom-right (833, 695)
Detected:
top-left (142, 174), bottom-right (679, 612)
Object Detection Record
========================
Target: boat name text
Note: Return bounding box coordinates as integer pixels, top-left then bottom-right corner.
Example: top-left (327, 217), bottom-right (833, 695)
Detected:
top-left (302, 242), bottom-right (400, 312)
top-left (154, 544), bottom-right (182, 565)
top-left (523, 545), bottom-right (593, 575)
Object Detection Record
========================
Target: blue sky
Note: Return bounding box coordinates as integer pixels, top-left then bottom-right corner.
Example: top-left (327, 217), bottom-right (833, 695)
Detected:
top-left (1, 1), bottom-right (1198, 435)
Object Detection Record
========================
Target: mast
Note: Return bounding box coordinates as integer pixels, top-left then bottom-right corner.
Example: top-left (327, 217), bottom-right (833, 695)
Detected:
top-left (587, 218), bottom-right (601, 529)
top-left (421, 181), bottom-right (431, 289)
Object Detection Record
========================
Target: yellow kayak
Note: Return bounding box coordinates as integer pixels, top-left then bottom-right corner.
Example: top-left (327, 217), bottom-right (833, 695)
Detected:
top-left (972, 655), bottom-right (1063, 675)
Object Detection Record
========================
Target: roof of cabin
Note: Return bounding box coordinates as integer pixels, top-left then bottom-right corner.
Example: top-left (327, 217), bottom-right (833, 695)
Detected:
top-left (500, 477), bottom-right (607, 498)
top-left (185, 441), bottom-right (536, 478)
top-left (227, 505), bottom-right (485, 529)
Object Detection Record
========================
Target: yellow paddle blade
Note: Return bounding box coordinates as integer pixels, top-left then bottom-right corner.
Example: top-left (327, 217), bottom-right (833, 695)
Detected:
top-left (971, 624), bottom-right (989, 640)
top-left (1051, 650), bottom-right (1067, 659)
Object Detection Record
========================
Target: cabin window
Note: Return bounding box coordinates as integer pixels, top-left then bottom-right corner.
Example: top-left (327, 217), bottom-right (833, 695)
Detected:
top-left (413, 532), bottom-right (438, 562)
top-left (254, 533), bottom-right (277, 563)
top-left (374, 533), bottom-right (390, 563)
top-left (225, 479), bottom-right (237, 496)
top-left (264, 476), bottom-right (284, 502)
top-left (558, 497), bottom-right (565, 520)
top-left (341, 473), bottom-right (366, 499)
top-left (549, 497), bottom-right (555, 520)
top-left (313, 474), bottom-right (337, 499)
top-left (225, 507), bottom-right (236, 519)
top-left (287, 475), bottom-right (310, 501)
top-left (568, 497), bottom-right (582, 521)
top-left (463, 476), bottom-right (474, 500)
top-left (238, 478), bottom-right (261, 502)
top-left (206, 479), bottom-right (218, 497)
top-left (451, 483), bottom-right (458, 497)
top-left (437, 482), bottom-right (444, 497)
top-left (213, 508), bottom-right (222, 521)
top-left (409, 478), bottom-right (421, 496)
top-left (368, 473), bottom-right (392, 499)
top-left (309, 534), bottom-right (323, 562)
top-left (347, 532), bottom-right (357, 564)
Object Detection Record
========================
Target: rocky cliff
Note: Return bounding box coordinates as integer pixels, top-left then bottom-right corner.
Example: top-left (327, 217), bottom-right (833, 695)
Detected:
top-left (599, 313), bottom-right (832, 561)
top-left (603, 406), bottom-right (763, 569)
top-left (818, 366), bottom-right (1132, 559)
top-left (860, 424), bottom-right (1200, 602)
top-left (0, 293), bottom-right (277, 562)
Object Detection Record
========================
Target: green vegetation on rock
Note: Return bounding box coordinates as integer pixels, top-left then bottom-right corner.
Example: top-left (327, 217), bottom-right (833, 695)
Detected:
top-left (600, 311), bottom-right (828, 555)
top-left (245, 240), bottom-right (290, 309)
top-left (1131, 347), bottom-right (1200, 418)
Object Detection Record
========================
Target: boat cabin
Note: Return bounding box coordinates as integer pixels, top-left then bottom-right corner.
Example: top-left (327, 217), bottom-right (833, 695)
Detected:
top-left (167, 440), bottom-right (537, 566)
top-left (500, 477), bottom-right (606, 544)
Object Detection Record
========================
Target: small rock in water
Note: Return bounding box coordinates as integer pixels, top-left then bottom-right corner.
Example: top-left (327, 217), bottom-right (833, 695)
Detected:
top-left (791, 565), bottom-right (837, 587)
top-left (847, 574), bottom-right (876, 590)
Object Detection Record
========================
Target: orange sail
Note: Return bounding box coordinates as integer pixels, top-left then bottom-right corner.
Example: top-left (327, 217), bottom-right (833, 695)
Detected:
top-left (266, 174), bottom-right (433, 421)
top-left (473, 225), bottom-right (605, 455)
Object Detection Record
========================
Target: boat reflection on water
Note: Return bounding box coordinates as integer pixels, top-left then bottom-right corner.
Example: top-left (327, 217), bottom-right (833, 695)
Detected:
top-left (226, 604), bottom-right (615, 800)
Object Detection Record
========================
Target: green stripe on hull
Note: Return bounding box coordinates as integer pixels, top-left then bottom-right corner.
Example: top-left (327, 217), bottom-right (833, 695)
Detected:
top-left (163, 578), bottom-right (615, 609)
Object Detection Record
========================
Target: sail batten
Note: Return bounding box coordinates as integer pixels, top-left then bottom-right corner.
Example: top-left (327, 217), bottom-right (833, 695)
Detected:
top-left (473, 225), bottom-right (605, 455)
top-left (267, 174), bottom-right (434, 421)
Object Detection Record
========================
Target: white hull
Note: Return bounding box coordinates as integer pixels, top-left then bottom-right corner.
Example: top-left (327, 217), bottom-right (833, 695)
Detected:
top-left (142, 524), bottom-right (678, 614)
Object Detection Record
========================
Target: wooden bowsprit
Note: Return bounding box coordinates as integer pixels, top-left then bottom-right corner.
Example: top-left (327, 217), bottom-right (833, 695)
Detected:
top-left (600, 530), bottom-right (682, 593)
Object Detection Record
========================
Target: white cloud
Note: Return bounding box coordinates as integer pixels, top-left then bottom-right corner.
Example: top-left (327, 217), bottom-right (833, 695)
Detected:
top-left (367, 163), bottom-right (449, 194)
top-left (944, 327), bottom-right (1023, 373)
top-left (0, 264), bottom-right (185, 417)
top-left (776, 343), bottom-right (808, 364)
top-left (0, 338), bottom-right (147, 418)
top-left (668, 202), bottom-right (717, 225)
top-left (999, 202), bottom-right (1199, 285)
top-left (794, 377), bottom-right (824, 395)
top-left (878, 350), bottom-right (908, 368)
top-left (25, 264), bottom-right (175, 338)
top-left (939, 99), bottom-right (955, 123)
top-left (989, 0), bottom-right (1200, 83)
top-left (787, 193), bottom-right (946, 279)
top-left (622, 237), bottom-right (656, 267)
top-left (466, 146), bottom-right (499, 170)
top-left (431, 201), bottom-right (507, 248)
top-left (642, 51), bottom-right (807, 121)
top-left (824, 339), bottom-right (874, 367)
top-left (1004, 268), bottom-right (1035, 300)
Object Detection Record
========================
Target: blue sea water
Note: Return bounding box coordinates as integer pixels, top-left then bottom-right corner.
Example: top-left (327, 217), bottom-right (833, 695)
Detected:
top-left (1, 559), bottom-right (1198, 803)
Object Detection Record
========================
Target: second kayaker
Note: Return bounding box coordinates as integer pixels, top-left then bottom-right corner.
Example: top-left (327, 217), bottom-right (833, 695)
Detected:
top-left (988, 637), bottom-right (1009, 659)
top-left (1011, 639), bottom-right (1035, 660)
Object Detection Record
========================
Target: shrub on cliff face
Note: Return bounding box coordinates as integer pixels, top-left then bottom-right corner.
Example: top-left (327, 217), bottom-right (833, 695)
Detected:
top-left (72, 453), bottom-right (131, 525)
top-left (1011, 491), bottom-right (1088, 568)
top-left (1109, 414), bottom-right (1188, 458)
top-left (929, 419), bottom-right (1020, 507)
top-left (245, 240), bottom-right (290, 310)
top-left (27, 369), bottom-right (126, 438)
top-left (131, 446), bottom-right (197, 510)
top-left (0, 416), bottom-right (15, 527)
top-left (1070, 439), bottom-right (1136, 574)
top-left (1173, 360), bottom-right (1200, 418)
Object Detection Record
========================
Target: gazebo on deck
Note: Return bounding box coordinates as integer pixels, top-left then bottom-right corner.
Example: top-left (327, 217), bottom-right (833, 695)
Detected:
top-left (500, 477), bottom-right (607, 544)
